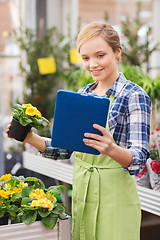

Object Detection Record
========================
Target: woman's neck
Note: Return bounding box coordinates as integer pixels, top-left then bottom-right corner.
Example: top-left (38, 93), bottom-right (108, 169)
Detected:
top-left (94, 73), bottom-right (119, 96)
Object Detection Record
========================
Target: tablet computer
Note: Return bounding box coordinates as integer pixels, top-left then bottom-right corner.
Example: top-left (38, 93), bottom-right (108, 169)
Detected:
top-left (51, 90), bottom-right (110, 155)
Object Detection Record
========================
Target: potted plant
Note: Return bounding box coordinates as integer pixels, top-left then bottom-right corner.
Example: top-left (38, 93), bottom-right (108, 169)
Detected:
top-left (8, 103), bottom-right (49, 141)
top-left (147, 128), bottom-right (160, 191)
top-left (0, 173), bottom-right (68, 229)
top-left (134, 165), bottom-right (151, 189)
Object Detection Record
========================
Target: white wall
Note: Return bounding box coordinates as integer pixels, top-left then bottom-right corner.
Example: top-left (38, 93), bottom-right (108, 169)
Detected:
top-left (151, 0), bottom-right (160, 77)
top-left (20, 0), bottom-right (36, 29)
top-left (47, 0), bottom-right (79, 40)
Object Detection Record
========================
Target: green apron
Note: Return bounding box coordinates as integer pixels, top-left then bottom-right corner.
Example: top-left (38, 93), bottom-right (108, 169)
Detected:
top-left (72, 95), bottom-right (141, 240)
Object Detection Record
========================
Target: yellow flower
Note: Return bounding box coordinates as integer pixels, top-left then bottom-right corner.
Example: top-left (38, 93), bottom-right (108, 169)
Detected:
top-left (31, 198), bottom-right (54, 211)
top-left (5, 184), bottom-right (11, 190)
top-left (25, 106), bottom-right (42, 117)
top-left (25, 106), bottom-right (37, 116)
top-left (29, 189), bottom-right (46, 199)
top-left (46, 193), bottom-right (57, 202)
top-left (19, 182), bottom-right (28, 187)
top-left (22, 103), bottom-right (33, 108)
top-left (34, 109), bottom-right (42, 117)
top-left (13, 187), bottom-right (22, 193)
top-left (0, 174), bottom-right (12, 181)
top-left (0, 190), bottom-right (13, 199)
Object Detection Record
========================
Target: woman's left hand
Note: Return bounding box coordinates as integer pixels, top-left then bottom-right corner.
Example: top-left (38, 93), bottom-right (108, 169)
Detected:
top-left (83, 124), bottom-right (113, 155)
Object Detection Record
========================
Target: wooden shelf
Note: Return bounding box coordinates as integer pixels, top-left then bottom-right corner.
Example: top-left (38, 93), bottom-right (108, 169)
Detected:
top-left (22, 152), bottom-right (160, 216)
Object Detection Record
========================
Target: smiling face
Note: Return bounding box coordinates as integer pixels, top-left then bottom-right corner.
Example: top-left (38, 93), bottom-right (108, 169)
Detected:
top-left (79, 35), bottom-right (121, 87)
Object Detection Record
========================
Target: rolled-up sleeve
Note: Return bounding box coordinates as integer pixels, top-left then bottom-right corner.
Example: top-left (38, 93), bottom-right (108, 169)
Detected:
top-left (126, 92), bottom-right (152, 175)
top-left (42, 138), bottom-right (72, 160)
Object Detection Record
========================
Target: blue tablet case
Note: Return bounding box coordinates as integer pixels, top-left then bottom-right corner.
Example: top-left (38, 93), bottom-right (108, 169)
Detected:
top-left (51, 90), bottom-right (110, 155)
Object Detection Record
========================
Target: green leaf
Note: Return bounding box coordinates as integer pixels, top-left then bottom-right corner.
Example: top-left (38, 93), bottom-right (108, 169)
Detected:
top-left (41, 213), bottom-right (58, 229)
top-left (60, 203), bottom-right (69, 215)
top-left (12, 109), bottom-right (20, 119)
top-left (57, 185), bottom-right (66, 190)
top-left (19, 116), bottom-right (32, 126)
top-left (0, 210), bottom-right (5, 218)
top-left (40, 116), bottom-right (49, 124)
top-left (11, 192), bottom-right (21, 201)
top-left (21, 197), bottom-right (33, 206)
top-left (38, 208), bottom-right (51, 218)
top-left (7, 208), bottom-right (17, 217)
top-left (11, 216), bottom-right (22, 224)
top-left (22, 210), bottom-right (37, 225)
top-left (21, 186), bottom-right (33, 198)
top-left (47, 185), bottom-right (66, 196)
top-left (52, 203), bottom-right (65, 215)
top-left (14, 103), bottom-right (23, 110)
top-left (25, 177), bottom-right (45, 190)
top-left (59, 212), bottom-right (68, 220)
top-left (11, 175), bottom-right (26, 182)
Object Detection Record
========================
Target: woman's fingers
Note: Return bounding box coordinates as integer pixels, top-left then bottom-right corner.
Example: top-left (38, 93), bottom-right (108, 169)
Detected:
top-left (5, 121), bottom-right (12, 136)
top-left (5, 124), bottom-right (11, 133)
top-left (84, 124), bottom-right (109, 140)
top-left (83, 137), bottom-right (110, 153)
top-left (84, 132), bottom-right (102, 141)
top-left (93, 124), bottom-right (108, 135)
top-left (83, 124), bottom-right (113, 155)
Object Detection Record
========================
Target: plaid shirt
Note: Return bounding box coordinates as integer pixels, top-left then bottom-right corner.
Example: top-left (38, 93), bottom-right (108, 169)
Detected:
top-left (43, 73), bottom-right (152, 175)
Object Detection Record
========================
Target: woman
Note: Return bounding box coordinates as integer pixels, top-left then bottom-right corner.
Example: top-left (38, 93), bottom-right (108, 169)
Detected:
top-left (7, 22), bottom-right (152, 240)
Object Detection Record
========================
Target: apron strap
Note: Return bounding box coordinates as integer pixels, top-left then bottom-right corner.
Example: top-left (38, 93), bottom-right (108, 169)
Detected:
top-left (78, 163), bottom-right (99, 240)
top-left (107, 94), bottom-right (114, 130)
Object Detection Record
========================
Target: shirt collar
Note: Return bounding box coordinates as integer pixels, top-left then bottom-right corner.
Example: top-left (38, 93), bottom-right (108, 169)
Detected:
top-left (107, 72), bottom-right (128, 98)
top-left (86, 72), bottom-right (128, 98)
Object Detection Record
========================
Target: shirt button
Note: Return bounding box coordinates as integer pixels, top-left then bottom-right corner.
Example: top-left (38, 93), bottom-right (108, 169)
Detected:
top-left (88, 167), bottom-right (94, 172)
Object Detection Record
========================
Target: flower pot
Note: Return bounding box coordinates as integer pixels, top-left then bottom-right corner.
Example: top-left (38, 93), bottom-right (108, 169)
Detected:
top-left (0, 215), bottom-right (9, 225)
top-left (147, 158), bottom-right (160, 191)
top-left (0, 217), bottom-right (71, 240)
top-left (8, 118), bottom-right (31, 142)
top-left (134, 165), bottom-right (151, 189)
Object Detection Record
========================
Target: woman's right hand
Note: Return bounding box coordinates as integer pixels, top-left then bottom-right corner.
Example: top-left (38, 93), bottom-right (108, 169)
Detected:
top-left (5, 120), bottom-right (32, 143)
top-left (5, 121), bottom-right (46, 152)
top-left (5, 120), bottom-right (12, 138)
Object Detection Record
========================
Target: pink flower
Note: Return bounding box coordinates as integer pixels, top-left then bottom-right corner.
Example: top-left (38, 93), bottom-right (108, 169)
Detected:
top-left (152, 144), bottom-right (157, 148)
top-left (150, 160), bottom-right (160, 174)
top-left (136, 166), bottom-right (147, 178)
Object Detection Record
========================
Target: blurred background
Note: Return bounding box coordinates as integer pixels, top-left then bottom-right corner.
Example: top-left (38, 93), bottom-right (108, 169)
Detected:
top-left (0, 1), bottom-right (160, 239)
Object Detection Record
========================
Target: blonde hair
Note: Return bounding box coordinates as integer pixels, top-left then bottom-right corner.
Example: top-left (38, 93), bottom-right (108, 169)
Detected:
top-left (77, 22), bottom-right (122, 53)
